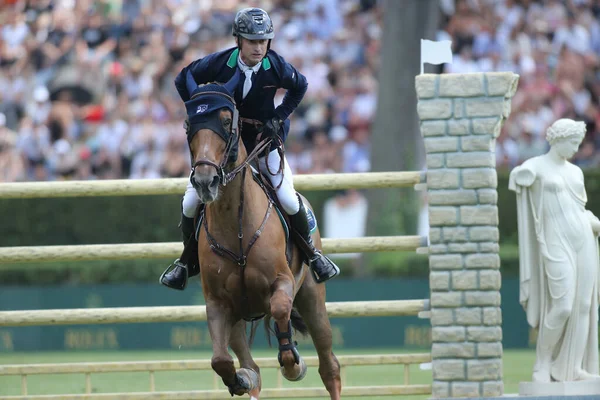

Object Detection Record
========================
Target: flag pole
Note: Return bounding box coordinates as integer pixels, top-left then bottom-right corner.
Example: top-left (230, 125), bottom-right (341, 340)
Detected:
top-left (420, 39), bottom-right (424, 75)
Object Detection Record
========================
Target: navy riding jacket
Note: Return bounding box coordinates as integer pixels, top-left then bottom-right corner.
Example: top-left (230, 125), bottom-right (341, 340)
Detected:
top-left (174, 47), bottom-right (308, 151)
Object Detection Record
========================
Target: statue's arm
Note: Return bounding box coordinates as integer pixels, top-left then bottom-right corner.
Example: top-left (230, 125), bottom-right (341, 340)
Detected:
top-left (579, 168), bottom-right (600, 235)
top-left (586, 211), bottom-right (600, 235)
top-left (511, 165), bottom-right (537, 188)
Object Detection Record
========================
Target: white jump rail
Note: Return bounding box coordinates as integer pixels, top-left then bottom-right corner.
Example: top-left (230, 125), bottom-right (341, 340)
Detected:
top-left (0, 353), bottom-right (431, 375)
top-left (0, 385), bottom-right (433, 399)
top-left (0, 171), bottom-right (425, 199)
top-left (0, 236), bottom-right (428, 264)
top-left (0, 354), bottom-right (432, 399)
top-left (0, 299), bottom-right (429, 327)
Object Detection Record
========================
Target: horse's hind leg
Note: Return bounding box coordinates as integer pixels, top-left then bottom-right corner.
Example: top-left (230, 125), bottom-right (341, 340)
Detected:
top-left (206, 302), bottom-right (247, 396)
top-left (295, 279), bottom-right (341, 400)
top-left (271, 275), bottom-right (307, 381)
top-left (230, 320), bottom-right (261, 399)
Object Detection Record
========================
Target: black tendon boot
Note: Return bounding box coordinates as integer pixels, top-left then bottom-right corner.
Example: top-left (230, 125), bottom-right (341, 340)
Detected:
top-left (289, 196), bottom-right (340, 283)
top-left (159, 211), bottom-right (201, 290)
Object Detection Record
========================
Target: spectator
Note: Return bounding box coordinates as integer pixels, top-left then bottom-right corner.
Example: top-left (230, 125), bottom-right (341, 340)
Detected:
top-left (441, 0), bottom-right (600, 169)
top-left (0, 112), bottom-right (25, 182)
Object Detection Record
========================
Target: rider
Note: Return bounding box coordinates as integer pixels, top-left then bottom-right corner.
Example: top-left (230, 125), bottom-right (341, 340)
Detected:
top-left (160, 7), bottom-right (340, 290)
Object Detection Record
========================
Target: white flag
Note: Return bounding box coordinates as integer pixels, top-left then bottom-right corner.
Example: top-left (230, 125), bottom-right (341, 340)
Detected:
top-left (420, 39), bottom-right (453, 74)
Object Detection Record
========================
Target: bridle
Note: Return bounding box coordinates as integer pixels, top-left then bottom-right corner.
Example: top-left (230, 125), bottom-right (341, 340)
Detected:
top-left (188, 90), bottom-right (239, 188)
top-left (188, 90), bottom-right (274, 189)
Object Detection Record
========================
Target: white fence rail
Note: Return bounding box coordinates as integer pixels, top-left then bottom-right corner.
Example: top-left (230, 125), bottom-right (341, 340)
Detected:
top-left (0, 299), bottom-right (429, 327)
top-left (0, 172), bottom-right (425, 199)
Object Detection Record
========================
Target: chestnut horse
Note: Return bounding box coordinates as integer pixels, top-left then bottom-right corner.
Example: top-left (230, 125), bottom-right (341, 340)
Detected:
top-left (183, 76), bottom-right (341, 399)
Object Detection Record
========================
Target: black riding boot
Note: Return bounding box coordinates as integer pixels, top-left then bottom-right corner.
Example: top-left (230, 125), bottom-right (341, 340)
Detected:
top-left (289, 196), bottom-right (340, 283)
top-left (159, 211), bottom-right (201, 290)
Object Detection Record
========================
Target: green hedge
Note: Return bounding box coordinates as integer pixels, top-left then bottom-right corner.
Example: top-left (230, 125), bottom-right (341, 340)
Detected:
top-left (2, 170), bottom-right (600, 285)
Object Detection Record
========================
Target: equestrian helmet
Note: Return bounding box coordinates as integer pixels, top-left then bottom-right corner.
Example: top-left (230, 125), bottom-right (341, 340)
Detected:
top-left (232, 8), bottom-right (274, 40)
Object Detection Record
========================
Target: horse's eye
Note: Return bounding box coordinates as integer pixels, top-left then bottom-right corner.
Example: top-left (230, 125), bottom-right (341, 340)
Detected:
top-left (223, 119), bottom-right (232, 130)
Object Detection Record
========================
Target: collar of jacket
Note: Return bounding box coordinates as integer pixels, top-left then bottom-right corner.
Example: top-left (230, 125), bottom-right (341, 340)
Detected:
top-left (227, 48), bottom-right (271, 71)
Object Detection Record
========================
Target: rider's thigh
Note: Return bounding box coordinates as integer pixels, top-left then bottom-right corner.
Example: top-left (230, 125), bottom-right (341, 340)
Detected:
top-left (182, 173), bottom-right (200, 218)
top-left (259, 150), bottom-right (299, 214)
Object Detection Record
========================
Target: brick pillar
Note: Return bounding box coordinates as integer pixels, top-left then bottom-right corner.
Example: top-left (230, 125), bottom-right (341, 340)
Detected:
top-left (415, 72), bottom-right (519, 398)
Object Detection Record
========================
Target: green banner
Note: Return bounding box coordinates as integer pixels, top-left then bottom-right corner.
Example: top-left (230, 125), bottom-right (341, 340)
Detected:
top-left (0, 278), bottom-right (535, 352)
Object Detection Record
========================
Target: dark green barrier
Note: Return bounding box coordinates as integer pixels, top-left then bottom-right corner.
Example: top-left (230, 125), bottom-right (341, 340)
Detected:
top-left (0, 278), bottom-right (538, 352)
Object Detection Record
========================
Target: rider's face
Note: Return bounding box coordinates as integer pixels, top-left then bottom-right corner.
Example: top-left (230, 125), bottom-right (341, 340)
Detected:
top-left (237, 37), bottom-right (268, 67)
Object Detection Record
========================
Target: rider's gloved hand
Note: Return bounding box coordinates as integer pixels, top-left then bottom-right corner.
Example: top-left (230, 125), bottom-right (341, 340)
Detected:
top-left (263, 117), bottom-right (283, 140)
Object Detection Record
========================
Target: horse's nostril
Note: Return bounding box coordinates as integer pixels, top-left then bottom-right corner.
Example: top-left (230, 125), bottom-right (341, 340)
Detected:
top-left (210, 175), bottom-right (220, 189)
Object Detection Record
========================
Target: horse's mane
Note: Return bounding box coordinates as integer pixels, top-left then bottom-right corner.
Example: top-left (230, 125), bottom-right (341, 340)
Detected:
top-left (193, 82), bottom-right (233, 96)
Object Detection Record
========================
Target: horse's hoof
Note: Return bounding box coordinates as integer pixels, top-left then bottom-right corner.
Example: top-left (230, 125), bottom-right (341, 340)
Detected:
top-left (237, 368), bottom-right (259, 391)
top-left (280, 356), bottom-right (307, 382)
top-left (227, 368), bottom-right (259, 396)
top-left (227, 375), bottom-right (248, 396)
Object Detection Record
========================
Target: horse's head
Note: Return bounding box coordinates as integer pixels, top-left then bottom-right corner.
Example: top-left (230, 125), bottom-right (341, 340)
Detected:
top-left (184, 73), bottom-right (240, 203)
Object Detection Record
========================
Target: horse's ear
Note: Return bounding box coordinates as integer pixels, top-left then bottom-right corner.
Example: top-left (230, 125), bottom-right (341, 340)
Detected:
top-left (223, 69), bottom-right (241, 95)
top-left (185, 70), bottom-right (199, 96)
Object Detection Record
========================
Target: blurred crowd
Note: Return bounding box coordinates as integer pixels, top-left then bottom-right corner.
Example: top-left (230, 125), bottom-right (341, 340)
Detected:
top-left (440, 0), bottom-right (600, 169)
top-left (0, 0), bottom-right (599, 183)
top-left (0, 0), bottom-right (376, 182)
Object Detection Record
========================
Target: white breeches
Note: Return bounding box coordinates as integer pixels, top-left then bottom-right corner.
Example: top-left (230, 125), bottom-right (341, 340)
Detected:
top-left (180, 149), bottom-right (299, 218)
top-left (182, 171), bottom-right (199, 218)
top-left (258, 149), bottom-right (299, 215)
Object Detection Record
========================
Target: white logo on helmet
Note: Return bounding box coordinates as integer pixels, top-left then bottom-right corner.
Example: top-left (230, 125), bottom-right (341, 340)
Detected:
top-left (196, 104), bottom-right (208, 113)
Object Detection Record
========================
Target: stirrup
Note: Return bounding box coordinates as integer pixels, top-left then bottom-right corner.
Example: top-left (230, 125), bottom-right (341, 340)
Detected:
top-left (309, 254), bottom-right (340, 284)
top-left (159, 259), bottom-right (188, 290)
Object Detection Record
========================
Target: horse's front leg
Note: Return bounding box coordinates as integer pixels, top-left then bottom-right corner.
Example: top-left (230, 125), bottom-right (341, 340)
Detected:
top-left (206, 301), bottom-right (244, 396)
top-left (230, 320), bottom-right (261, 399)
top-left (271, 275), bottom-right (307, 381)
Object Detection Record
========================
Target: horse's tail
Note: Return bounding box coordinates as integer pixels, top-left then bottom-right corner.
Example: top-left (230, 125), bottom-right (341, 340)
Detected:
top-left (290, 308), bottom-right (309, 336)
top-left (248, 320), bottom-right (262, 348)
top-left (260, 309), bottom-right (309, 348)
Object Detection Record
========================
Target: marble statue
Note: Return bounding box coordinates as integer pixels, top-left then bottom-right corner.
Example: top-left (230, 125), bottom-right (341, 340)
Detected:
top-left (509, 118), bottom-right (600, 383)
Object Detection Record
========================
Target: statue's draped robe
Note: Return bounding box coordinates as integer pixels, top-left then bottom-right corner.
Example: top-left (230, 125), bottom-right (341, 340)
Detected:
top-left (509, 158), bottom-right (599, 381)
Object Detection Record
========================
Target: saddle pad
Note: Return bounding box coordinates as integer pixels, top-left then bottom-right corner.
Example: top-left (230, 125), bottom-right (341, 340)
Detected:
top-left (306, 206), bottom-right (317, 234)
top-left (250, 167), bottom-right (317, 235)
top-left (268, 201), bottom-right (317, 240)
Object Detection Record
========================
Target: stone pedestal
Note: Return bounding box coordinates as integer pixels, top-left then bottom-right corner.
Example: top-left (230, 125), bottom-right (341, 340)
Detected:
top-left (520, 381), bottom-right (600, 396)
top-left (415, 72), bottom-right (520, 398)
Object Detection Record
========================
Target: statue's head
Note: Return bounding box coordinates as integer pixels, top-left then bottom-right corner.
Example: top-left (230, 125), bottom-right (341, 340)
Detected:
top-left (546, 118), bottom-right (586, 159)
